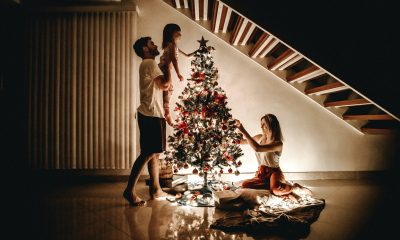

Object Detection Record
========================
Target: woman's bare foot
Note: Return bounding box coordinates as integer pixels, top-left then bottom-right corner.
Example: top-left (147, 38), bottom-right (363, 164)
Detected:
top-left (293, 183), bottom-right (313, 196)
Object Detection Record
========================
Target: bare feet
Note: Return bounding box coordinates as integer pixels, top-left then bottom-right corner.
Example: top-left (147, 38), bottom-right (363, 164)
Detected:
top-left (287, 193), bottom-right (299, 203)
top-left (152, 190), bottom-right (174, 200)
top-left (293, 183), bottom-right (313, 196)
top-left (123, 190), bottom-right (147, 206)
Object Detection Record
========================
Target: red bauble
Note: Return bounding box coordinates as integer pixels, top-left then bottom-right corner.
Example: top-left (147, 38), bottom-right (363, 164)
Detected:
top-left (174, 168), bottom-right (178, 173)
top-left (219, 169), bottom-right (223, 174)
top-left (201, 107), bottom-right (207, 119)
top-left (193, 168), bottom-right (198, 174)
top-left (183, 163), bottom-right (189, 169)
top-left (228, 168), bottom-right (233, 173)
top-left (237, 160), bottom-right (242, 167)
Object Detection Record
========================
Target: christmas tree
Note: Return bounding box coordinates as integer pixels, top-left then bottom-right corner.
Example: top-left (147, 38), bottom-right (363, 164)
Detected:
top-left (165, 37), bottom-right (243, 189)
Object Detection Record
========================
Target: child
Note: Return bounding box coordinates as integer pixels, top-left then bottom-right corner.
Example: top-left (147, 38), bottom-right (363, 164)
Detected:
top-left (159, 23), bottom-right (196, 126)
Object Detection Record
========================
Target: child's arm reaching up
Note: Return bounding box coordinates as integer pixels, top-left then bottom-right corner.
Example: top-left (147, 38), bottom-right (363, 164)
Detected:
top-left (179, 46), bottom-right (215, 58)
top-left (179, 48), bottom-right (195, 58)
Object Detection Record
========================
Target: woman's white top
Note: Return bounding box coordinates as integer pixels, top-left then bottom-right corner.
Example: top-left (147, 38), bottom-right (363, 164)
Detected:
top-left (255, 137), bottom-right (281, 168)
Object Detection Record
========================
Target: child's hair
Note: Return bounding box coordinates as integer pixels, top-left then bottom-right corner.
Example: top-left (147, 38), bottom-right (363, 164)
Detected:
top-left (133, 36), bottom-right (151, 59)
top-left (162, 23), bottom-right (181, 49)
top-left (261, 114), bottom-right (283, 142)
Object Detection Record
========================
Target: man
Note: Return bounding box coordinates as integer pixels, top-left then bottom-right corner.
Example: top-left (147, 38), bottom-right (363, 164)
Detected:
top-left (123, 37), bottom-right (172, 206)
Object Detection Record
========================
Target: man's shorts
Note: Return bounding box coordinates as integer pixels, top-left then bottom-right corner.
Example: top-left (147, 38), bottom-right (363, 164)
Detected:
top-left (137, 112), bottom-right (166, 154)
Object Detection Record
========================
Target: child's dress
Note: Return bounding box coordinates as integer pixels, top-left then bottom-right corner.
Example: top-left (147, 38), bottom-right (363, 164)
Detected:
top-left (159, 42), bottom-right (179, 125)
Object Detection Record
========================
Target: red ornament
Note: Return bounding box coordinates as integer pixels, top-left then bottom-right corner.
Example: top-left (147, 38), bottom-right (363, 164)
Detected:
top-left (183, 163), bottom-right (189, 169)
top-left (193, 168), bottom-right (199, 174)
top-left (222, 125), bottom-right (228, 130)
top-left (201, 107), bottom-right (207, 119)
top-left (177, 121), bottom-right (189, 134)
top-left (228, 168), bottom-right (233, 173)
top-left (224, 152), bottom-right (233, 162)
top-left (219, 169), bottom-right (223, 174)
top-left (203, 167), bottom-right (209, 172)
top-left (237, 160), bottom-right (242, 167)
top-left (192, 72), bottom-right (206, 82)
top-left (233, 139), bottom-right (241, 144)
top-left (174, 168), bottom-right (179, 173)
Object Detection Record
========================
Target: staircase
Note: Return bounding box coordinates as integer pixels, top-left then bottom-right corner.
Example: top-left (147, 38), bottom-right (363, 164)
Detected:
top-left (162, 0), bottom-right (399, 135)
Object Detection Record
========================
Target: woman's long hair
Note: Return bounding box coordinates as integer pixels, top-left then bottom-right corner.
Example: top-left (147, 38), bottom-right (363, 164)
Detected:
top-left (261, 114), bottom-right (283, 142)
top-left (162, 23), bottom-right (181, 49)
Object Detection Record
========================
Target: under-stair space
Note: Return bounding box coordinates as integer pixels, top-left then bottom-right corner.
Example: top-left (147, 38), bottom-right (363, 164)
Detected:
top-left (164, 0), bottom-right (399, 134)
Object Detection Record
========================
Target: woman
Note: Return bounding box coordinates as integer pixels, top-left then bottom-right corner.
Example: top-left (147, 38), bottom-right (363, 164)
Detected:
top-left (236, 114), bottom-right (311, 198)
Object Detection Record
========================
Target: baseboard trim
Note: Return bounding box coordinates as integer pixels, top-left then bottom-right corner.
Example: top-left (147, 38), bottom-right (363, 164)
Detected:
top-left (29, 170), bottom-right (391, 183)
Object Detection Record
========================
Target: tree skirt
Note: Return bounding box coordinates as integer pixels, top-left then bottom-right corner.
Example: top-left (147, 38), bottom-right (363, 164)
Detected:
top-left (211, 188), bottom-right (325, 238)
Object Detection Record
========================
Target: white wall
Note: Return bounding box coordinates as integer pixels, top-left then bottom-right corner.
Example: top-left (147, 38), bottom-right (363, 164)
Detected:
top-left (135, 0), bottom-right (398, 173)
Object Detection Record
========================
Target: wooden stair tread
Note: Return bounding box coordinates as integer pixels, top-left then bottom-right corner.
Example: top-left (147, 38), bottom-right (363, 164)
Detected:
top-left (305, 82), bottom-right (347, 95)
top-left (267, 49), bottom-right (296, 70)
top-left (361, 127), bottom-right (396, 135)
top-left (287, 65), bottom-right (322, 82)
top-left (324, 98), bottom-right (370, 107)
top-left (343, 114), bottom-right (395, 121)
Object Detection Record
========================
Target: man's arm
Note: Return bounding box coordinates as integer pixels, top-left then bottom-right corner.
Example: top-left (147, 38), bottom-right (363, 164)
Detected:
top-left (154, 74), bottom-right (171, 91)
top-left (151, 60), bottom-right (171, 90)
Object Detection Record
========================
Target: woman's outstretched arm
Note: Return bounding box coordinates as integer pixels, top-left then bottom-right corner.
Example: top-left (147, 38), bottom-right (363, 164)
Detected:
top-left (236, 121), bottom-right (282, 152)
top-left (239, 134), bottom-right (262, 144)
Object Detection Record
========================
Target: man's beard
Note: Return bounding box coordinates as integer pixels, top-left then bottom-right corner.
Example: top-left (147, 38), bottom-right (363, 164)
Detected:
top-left (149, 48), bottom-right (160, 57)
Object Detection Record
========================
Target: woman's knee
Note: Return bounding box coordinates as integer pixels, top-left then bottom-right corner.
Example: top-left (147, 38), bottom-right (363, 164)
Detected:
top-left (241, 180), bottom-right (252, 188)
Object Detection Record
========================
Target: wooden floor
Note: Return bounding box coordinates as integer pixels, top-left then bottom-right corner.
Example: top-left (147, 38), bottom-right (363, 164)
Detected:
top-left (20, 178), bottom-right (398, 239)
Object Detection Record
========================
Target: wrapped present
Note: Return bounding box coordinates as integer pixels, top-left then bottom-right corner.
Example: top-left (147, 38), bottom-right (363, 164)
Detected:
top-left (159, 158), bottom-right (173, 179)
